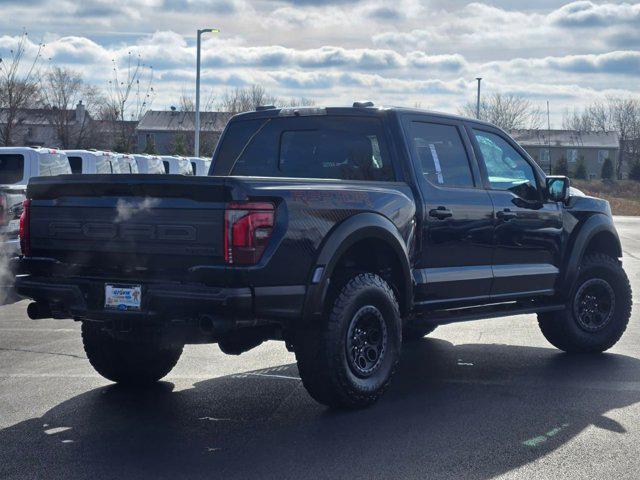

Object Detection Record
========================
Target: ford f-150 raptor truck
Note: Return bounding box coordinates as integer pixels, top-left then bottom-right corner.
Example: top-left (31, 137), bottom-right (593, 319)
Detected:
top-left (14, 104), bottom-right (632, 408)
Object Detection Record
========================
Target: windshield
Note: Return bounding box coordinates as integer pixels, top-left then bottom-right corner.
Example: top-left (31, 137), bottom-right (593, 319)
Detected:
top-left (0, 154), bottom-right (25, 183)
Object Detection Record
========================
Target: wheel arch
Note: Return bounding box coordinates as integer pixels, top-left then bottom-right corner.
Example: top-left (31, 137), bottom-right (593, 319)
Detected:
top-left (560, 214), bottom-right (622, 296)
top-left (302, 213), bottom-right (412, 324)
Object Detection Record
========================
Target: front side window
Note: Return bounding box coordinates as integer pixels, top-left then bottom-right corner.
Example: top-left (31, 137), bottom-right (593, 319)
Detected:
top-left (0, 154), bottom-right (25, 183)
top-left (408, 121), bottom-right (474, 188)
top-left (474, 130), bottom-right (539, 201)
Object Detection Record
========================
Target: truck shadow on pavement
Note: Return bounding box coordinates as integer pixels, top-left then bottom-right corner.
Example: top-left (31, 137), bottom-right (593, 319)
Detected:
top-left (1, 338), bottom-right (640, 480)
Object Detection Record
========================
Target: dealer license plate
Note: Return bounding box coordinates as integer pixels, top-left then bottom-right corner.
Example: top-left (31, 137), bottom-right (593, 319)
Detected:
top-left (105, 284), bottom-right (142, 311)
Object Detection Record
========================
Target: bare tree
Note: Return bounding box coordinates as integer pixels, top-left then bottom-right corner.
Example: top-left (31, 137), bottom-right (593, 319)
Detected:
top-left (40, 67), bottom-right (105, 148)
top-left (566, 97), bottom-right (640, 178)
top-left (178, 88), bottom-right (216, 112)
top-left (0, 31), bottom-right (44, 146)
top-left (104, 52), bottom-right (155, 151)
top-left (460, 93), bottom-right (543, 131)
top-left (284, 96), bottom-right (316, 107)
top-left (219, 85), bottom-right (279, 114)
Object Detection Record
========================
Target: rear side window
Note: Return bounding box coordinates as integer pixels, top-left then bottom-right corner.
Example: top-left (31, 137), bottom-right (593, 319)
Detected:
top-left (191, 161), bottom-right (197, 175)
top-left (0, 154), bottom-right (24, 183)
top-left (163, 161), bottom-right (170, 174)
top-left (96, 158), bottom-right (112, 174)
top-left (224, 116), bottom-right (394, 181)
top-left (121, 158), bottom-right (139, 174)
top-left (68, 156), bottom-right (82, 174)
top-left (408, 122), bottom-right (474, 188)
top-left (178, 159), bottom-right (193, 175)
top-left (109, 160), bottom-right (120, 173)
top-left (149, 158), bottom-right (165, 174)
top-left (39, 154), bottom-right (71, 176)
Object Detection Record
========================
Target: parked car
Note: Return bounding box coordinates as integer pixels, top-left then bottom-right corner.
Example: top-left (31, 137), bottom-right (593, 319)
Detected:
top-left (15, 105), bottom-right (632, 409)
top-left (133, 154), bottom-right (166, 174)
top-left (187, 157), bottom-right (212, 176)
top-left (0, 147), bottom-right (70, 256)
top-left (64, 150), bottom-right (119, 174)
top-left (115, 154), bottom-right (139, 174)
top-left (161, 155), bottom-right (194, 175)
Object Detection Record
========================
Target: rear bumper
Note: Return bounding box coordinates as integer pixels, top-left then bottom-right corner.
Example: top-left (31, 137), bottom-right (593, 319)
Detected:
top-left (14, 275), bottom-right (306, 324)
top-left (15, 275), bottom-right (252, 321)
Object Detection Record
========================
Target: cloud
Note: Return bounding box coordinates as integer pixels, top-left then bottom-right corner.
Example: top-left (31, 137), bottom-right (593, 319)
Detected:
top-left (1, 1), bottom-right (640, 127)
top-left (549, 1), bottom-right (640, 27)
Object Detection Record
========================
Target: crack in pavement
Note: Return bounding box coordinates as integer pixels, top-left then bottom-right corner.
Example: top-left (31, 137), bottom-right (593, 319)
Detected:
top-left (0, 347), bottom-right (86, 359)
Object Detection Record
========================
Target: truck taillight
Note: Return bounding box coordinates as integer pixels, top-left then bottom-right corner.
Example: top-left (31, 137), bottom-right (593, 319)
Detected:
top-left (224, 202), bottom-right (274, 265)
top-left (19, 199), bottom-right (30, 256)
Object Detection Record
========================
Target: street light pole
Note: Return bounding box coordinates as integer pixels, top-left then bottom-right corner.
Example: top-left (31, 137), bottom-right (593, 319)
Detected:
top-left (195, 28), bottom-right (219, 157)
top-left (475, 77), bottom-right (482, 120)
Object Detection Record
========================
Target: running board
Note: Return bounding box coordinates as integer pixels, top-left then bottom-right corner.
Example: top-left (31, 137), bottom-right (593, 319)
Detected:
top-left (411, 302), bottom-right (565, 327)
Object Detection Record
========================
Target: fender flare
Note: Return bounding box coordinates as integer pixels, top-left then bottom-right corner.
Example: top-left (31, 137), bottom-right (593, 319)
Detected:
top-left (302, 212), bottom-right (412, 324)
top-left (559, 214), bottom-right (622, 295)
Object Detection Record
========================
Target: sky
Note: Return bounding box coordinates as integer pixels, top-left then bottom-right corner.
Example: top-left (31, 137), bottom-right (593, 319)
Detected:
top-left (1, 0), bottom-right (639, 126)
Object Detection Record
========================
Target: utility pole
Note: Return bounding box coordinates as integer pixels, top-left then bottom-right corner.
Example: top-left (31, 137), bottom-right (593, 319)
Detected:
top-left (195, 28), bottom-right (220, 157)
top-left (547, 100), bottom-right (552, 174)
top-left (475, 78), bottom-right (482, 120)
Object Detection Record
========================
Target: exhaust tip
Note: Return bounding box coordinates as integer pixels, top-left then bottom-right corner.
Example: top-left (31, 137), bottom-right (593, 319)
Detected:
top-left (27, 302), bottom-right (52, 320)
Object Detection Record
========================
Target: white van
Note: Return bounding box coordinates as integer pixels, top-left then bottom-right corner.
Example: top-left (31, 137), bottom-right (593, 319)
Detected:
top-left (133, 154), bottom-right (166, 174)
top-left (187, 157), bottom-right (212, 176)
top-left (0, 147), bottom-right (71, 256)
top-left (64, 150), bottom-right (120, 174)
top-left (161, 156), bottom-right (194, 175)
top-left (1, 147), bottom-right (71, 183)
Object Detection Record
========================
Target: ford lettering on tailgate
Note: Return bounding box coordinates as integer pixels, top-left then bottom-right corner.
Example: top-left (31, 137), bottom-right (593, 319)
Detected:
top-left (48, 222), bottom-right (197, 241)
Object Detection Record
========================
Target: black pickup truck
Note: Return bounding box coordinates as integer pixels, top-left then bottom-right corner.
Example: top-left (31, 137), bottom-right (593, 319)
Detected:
top-left (15, 104), bottom-right (632, 408)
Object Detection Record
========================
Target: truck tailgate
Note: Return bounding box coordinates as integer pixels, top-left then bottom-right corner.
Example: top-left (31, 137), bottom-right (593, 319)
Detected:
top-left (27, 174), bottom-right (232, 273)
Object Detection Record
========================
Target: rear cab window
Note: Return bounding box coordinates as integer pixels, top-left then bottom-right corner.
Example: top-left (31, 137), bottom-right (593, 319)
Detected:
top-left (214, 114), bottom-right (395, 181)
top-left (0, 154), bottom-right (25, 184)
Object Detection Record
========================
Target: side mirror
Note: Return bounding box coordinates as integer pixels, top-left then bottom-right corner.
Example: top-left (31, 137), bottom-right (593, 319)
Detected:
top-left (546, 176), bottom-right (570, 203)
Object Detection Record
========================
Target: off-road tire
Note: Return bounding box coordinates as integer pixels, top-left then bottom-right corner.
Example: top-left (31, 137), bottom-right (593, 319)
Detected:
top-left (538, 253), bottom-right (632, 353)
top-left (403, 325), bottom-right (437, 342)
top-left (81, 322), bottom-right (183, 385)
top-left (295, 273), bottom-right (402, 409)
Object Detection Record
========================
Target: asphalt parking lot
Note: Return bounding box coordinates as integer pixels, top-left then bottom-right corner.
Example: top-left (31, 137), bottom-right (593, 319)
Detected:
top-left (1, 217), bottom-right (639, 480)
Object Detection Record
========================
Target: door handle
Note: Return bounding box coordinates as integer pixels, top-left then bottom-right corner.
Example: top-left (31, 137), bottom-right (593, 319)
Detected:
top-left (496, 208), bottom-right (517, 220)
top-left (429, 206), bottom-right (453, 220)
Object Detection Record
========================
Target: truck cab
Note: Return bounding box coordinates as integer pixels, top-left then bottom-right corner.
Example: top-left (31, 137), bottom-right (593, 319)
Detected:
top-left (64, 150), bottom-right (119, 174)
top-left (14, 105), bottom-right (632, 409)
